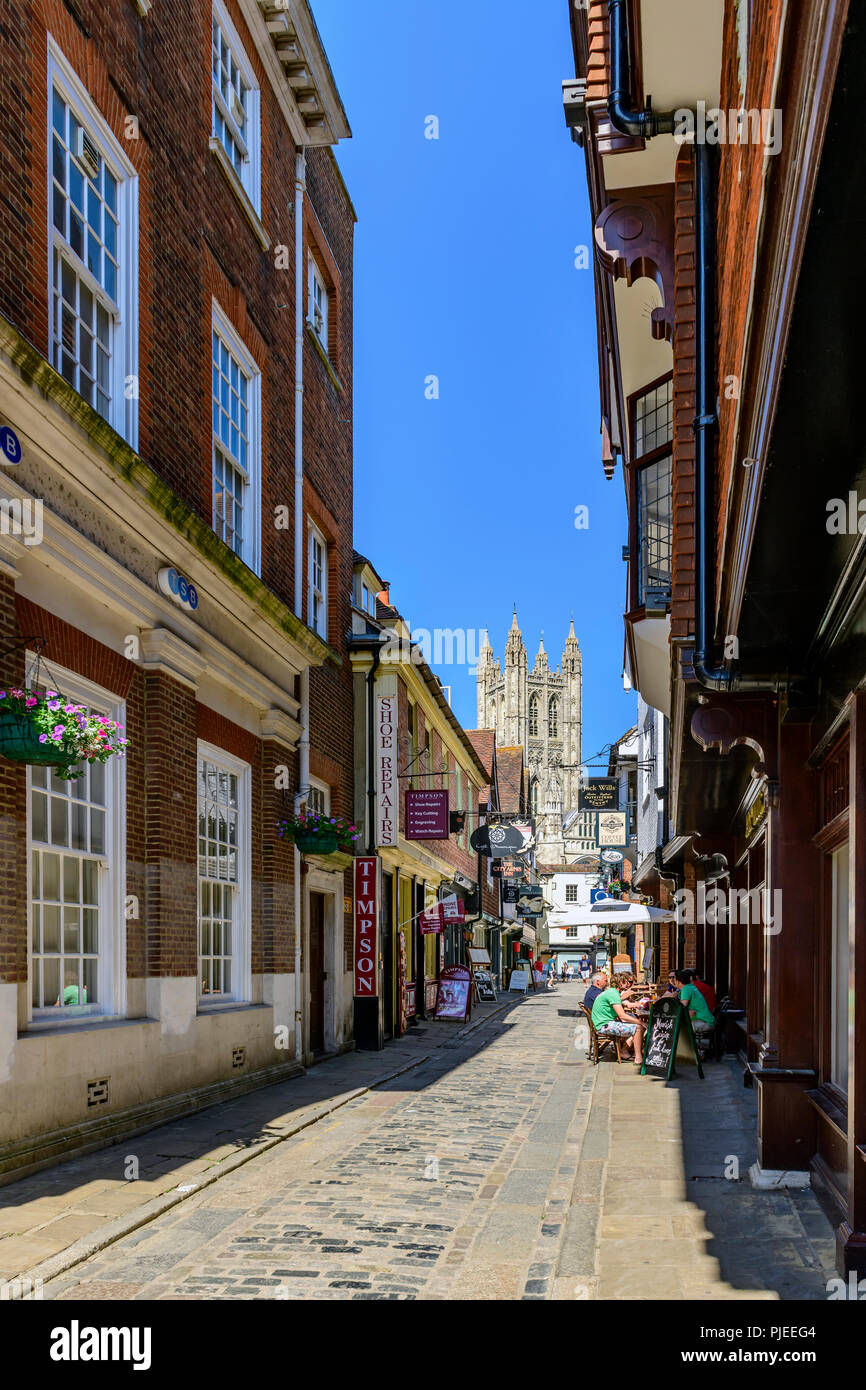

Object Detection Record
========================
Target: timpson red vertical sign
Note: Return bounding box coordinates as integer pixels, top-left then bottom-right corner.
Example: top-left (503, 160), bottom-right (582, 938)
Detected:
top-left (354, 857), bottom-right (379, 998)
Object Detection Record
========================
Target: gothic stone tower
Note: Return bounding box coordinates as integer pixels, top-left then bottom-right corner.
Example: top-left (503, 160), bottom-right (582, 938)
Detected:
top-left (476, 614), bottom-right (583, 861)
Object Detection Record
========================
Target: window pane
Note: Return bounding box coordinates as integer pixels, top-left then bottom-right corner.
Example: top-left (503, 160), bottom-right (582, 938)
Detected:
top-left (43, 958), bottom-right (60, 1008)
top-left (43, 904), bottom-right (61, 953)
top-left (32, 791), bottom-right (48, 842)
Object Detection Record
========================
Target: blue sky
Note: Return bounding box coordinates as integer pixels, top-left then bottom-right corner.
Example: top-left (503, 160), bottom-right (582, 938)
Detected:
top-left (313, 0), bottom-right (637, 765)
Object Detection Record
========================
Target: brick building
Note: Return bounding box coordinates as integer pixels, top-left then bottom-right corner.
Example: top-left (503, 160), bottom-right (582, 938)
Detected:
top-left (567, 0), bottom-right (866, 1272)
top-left (349, 560), bottom-right (501, 1044)
top-left (0, 0), bottom-right (355, 1177)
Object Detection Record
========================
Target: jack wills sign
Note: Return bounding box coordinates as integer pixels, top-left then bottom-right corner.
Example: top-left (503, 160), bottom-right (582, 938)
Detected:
top-left (354, 857), bottom-right (379, 997)
top-left (376, 694), bottom-right (398, 846)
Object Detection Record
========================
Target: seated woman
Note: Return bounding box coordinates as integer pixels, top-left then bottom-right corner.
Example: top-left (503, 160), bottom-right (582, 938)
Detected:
top-left (591, 972), bottom-right (645, 1064)
top-left (675, 969), bottom-right (715, 1033)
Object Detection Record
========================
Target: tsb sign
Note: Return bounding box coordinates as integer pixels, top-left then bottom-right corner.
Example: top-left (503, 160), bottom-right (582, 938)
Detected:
top-left (158, 566), bottom-right (199, 613)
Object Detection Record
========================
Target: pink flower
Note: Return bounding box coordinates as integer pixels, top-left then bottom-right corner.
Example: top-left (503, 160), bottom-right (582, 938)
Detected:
top-left (25, 697), bottom-right (37, 707)
top-left (38, 733), bottom-right (48, 743)
top-left (52, 725), bottom-right (65, 739)
top-left (63, 703), bottom-right (77, 714)
top-left (10, 688), bottom-right (24, 698)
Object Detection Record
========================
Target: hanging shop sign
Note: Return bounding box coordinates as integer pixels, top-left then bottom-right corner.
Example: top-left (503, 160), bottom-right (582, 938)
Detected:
top-left (405, 788), bottom-right (449, 839)
top-left (487, 823), bottom-right (525, 854)
top-left (440, 894), bottom-right (465, 925)
top-left (600, 848), bottom-right (624, 865)
top-left (503, 883), bottom-right (520, 904)
top-left (434, 964), bottom-right (472, 1021)
top-left (353, 857), bottom-right (379, 998)
top-left (579, 778), bottom-right (618, 811)
top-left (420, 903), bottom-right (445, 934)
top-left (517, 887), bottom-right (544, 917)
top-left (469, 825), bottom-right (490, 855)
top-left (376, 694), bottom-right (398, 847)
top-left (597, 811), bottom-right (627, 847)
top-left (490, 859), bottom-right (504, 878)
top-left (590, 888), bottom-right (611, 903)
top-left (158, 566), bottom-right (199, 613)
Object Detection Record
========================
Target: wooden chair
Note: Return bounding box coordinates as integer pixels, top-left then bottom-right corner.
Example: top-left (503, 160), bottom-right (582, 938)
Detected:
top-left (580, 1003), bottom-right (623, 1065)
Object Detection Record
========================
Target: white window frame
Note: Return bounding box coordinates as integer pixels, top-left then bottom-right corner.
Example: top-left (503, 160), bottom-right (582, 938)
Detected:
top-left (308, 520), bottom-right (328, 637)
top-left (26, 657), bottom-right (126, 1028)
top-left (47, 38), bottom-right (139, 449)
top-left (197, 740), bottom-right (252, 1010)
top-left (212, 298), bottom-right (261, 574)
top-left (565, 884), bottom-right (579, 903)
top-left (211, 0), bottom-right (261, 213)
top-left (307, 254), bottom-right (329, 351)
top-left (307, 776), bottom-right (330, 817)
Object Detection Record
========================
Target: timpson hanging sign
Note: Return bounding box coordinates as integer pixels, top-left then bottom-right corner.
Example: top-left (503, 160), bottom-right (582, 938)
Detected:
top-left (376, 694), bottom-right (398, 847)
top-left (354, 856), bottom-right (380, 997)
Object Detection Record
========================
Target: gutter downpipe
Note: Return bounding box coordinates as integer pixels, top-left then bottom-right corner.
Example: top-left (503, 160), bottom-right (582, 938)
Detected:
top-left (606, 0), bottom-right (776, 696)
top-left (293, 149), bottom-right (308, 1067)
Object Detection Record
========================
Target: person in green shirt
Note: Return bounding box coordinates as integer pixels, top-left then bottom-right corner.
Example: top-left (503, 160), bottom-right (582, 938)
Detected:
top-left (591, 973), bottom-right (645, 1063)
top-left (675, 970), bottom-right (715, 1031)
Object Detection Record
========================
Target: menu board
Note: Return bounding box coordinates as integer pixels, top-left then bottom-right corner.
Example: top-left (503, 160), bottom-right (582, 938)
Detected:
top-left (641, 997), bottom-right (704, 1080)
top-left (474, 970), bottom-right (496, 1002)
top-left (434, 964), bottom-right (472, 1021)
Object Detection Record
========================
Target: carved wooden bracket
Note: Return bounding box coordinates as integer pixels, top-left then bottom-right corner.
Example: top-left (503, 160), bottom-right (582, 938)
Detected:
top-left (690, 695), bottom-right (779, 781)
top-left (594, 187), bottom-right (675, 342)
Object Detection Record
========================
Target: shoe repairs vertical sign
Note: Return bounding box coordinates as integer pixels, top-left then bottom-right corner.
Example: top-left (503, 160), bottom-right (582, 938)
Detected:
top-left (354, 856), bottom-right (380, 998)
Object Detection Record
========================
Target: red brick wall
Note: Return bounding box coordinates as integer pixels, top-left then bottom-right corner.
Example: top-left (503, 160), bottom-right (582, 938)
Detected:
top-left (0, 0), bottom-right (354, 622)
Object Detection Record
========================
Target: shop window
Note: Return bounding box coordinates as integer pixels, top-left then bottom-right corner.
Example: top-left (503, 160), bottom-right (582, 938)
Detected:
top-left (28, 665), bottom-right (124, 1021)
top-left (197, 743), bottom-right (250, 1004)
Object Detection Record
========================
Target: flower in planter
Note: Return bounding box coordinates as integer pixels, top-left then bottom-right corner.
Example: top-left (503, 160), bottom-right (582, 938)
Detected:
top-left (276, 812), bottom-right (360, 845)
top-left (0, 687), bottom-right (127, 780)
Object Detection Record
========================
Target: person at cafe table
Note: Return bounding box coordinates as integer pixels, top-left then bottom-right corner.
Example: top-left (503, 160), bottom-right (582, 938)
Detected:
top-left (591, 972), bottom-right (645, 1065)
top-left (675, 969), bottom-right (715, 1034)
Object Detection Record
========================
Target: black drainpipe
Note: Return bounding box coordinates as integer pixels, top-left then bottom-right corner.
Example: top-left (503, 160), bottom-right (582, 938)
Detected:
top-left (606, 0), bottom-right (778, 697)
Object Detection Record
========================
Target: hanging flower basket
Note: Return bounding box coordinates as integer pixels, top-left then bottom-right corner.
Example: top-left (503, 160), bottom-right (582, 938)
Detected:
top-left (0, 687), bottom-right (127, 780)
top-left (277, 812), bottom-right (359, 857)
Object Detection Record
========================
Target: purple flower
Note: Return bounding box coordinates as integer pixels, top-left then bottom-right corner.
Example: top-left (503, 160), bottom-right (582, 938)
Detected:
top-left (47, 700), bottom-right (61, 712)
top-left (38, 733), bottom-right (48, 743)
top-left (52, 724), bottom-right (65, 739)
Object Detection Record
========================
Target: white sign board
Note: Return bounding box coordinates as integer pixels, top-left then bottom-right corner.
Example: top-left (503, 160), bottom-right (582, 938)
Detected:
top-left (468, 948), bottom-right (490, 965)
top-left (598, 811), bottom-right (627, 847)
top-left (509, 969), bottom-right (530, 993)
top-left (376, 694), bottom-right (398, 847)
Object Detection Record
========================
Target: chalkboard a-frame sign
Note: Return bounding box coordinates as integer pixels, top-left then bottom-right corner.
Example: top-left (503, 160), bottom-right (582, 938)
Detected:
top-left (640, 997), bottom-right (704, 1079)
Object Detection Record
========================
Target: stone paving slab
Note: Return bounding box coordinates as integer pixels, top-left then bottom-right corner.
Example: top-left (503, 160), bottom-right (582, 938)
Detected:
top-left (1, 981), bottom-right (842, 1301)
top-left (0, 997), bottom-right (514, 1284)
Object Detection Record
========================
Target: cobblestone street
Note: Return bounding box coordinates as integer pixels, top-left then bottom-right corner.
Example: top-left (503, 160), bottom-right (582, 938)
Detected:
top-left (35, 984), bottom-right (837, 1303)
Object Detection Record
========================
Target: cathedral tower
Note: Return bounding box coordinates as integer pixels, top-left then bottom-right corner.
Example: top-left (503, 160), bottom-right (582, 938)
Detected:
top-left (476, 615), bottom-right (583, 862)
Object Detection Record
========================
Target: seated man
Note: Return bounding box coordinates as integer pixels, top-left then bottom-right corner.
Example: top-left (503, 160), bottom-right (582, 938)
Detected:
top-left (675, 970), bottom-right (716, 1034)
top-left (692, 971), bottom-right (718, 1013)
top-left (582, 971), bottom-right (607, 1013)
top-left (591, 972), bottom-right (645, 1064)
